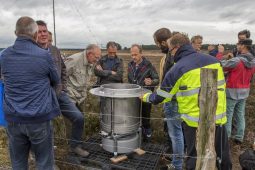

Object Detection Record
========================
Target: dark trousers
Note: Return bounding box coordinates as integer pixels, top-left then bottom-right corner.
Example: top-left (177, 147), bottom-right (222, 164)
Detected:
top-left (58, 92), bottom-right (84, 148)
top-left (141, 102), bottom-right (152, 129)
top-left (183, 123), bottom-right (232, 170)
top-left (7, 121), bottom-right (54, 170)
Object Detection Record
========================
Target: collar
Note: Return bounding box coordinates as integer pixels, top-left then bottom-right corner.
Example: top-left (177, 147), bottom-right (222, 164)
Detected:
top-left (82, 50), bottom-right (93, 67)
top-left (17, 36), bottom-right (38, 46)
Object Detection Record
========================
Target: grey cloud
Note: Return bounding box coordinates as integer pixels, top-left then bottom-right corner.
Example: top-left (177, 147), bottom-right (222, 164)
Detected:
top-left (1, 0), bottom-right (255, 48)
top-left (117, 4), bottom-right (132, 10)
top-left (0, 20), bottom-right (4, 26)
top-left (246, 19), bottom-right (255, 25)
top-left (220, 11), bottom-right (242, 19)
top-left (188, 0), bottom-right (247, 11)
top-left (1, 0), bottom-right (50, 11)
top-left (230, 20), bottom-right (241, 24)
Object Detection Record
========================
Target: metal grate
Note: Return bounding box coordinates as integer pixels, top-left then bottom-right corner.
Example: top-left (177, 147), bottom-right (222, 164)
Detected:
top-left (71, 135), bottom-right (165, 170)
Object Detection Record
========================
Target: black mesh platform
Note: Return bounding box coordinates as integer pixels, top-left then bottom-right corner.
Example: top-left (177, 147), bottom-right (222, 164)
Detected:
top-left (70, 135), bottom-right (166, 170)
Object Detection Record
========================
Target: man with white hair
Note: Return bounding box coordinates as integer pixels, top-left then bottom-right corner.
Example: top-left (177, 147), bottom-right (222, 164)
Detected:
top-left (65, 44), bottom-right (101, 108)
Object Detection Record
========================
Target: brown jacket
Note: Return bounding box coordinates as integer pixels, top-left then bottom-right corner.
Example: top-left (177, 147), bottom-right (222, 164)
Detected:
top-left (49, 45), bottom-right (67, 92)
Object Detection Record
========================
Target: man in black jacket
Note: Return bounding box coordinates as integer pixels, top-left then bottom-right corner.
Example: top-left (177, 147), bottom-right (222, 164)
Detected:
top-left (128, 44), bottom-right (159, 141)
top-left (94, 41), bottom-right (123, 85)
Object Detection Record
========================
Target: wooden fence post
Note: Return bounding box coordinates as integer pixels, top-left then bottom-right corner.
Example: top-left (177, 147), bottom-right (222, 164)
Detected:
top-left (195, 68), bottom-right (217, 170)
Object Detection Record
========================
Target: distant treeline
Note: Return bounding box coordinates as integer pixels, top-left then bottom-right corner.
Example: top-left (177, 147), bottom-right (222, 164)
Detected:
top-left (201, 44), bottom-right (236, 50)
top-left (123, 44), bottom-right (255, 51)
top-left (2, 44), bottom-right (255, 51)
top-left (123, 45), bottom-right (159, 50)
top-left (122, 44), bottom-right (237, 51)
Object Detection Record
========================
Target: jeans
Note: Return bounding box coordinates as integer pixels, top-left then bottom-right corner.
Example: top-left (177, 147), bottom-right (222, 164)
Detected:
top-left (164, 101), bottom-right (184, 170)
top-left (58, 92), bottom-right (84, 148)
top-left (183, 123), bottom-right (232, 170)
top-left (226, 98), bottom-right (246, 141)
top-left (7, 121), bottom-right (54, 170)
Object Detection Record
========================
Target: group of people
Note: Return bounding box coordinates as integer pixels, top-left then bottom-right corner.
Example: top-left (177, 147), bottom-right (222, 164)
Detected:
top-left (190, 30), bottom-right (255, 146)
top-left (0, 16), bottom-right (254, 170)
top-left (0, 16), bottom-right (159, 170)
top-left (142, 28), bottom-right (255, 170)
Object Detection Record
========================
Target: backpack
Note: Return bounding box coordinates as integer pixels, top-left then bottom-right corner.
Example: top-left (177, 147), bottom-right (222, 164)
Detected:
top-left (239, 148), bottom-right (255, 170)
top-left (0, 80), bottom-right (6, 127)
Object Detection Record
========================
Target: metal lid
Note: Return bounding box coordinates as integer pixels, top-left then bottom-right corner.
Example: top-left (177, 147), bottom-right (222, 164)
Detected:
top-left (89, 83), bottom-right (151, 98)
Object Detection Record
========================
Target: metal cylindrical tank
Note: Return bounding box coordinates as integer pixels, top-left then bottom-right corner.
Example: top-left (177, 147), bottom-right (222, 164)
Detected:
top-left (90, 83), bottom-right (150, 154)
top-left (100, 93), bottom-right (140, 134)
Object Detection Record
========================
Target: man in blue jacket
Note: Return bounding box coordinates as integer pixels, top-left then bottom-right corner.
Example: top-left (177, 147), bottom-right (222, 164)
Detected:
top-left (1, 16), bottom-right (60, 170)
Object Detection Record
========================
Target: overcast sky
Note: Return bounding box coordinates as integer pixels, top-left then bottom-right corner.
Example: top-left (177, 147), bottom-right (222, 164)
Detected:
top-left (0, 0), bottom-right (255, 48)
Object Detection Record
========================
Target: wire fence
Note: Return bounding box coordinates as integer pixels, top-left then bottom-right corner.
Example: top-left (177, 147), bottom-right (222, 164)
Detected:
top-left (0, 83), bottom-right (230, 169)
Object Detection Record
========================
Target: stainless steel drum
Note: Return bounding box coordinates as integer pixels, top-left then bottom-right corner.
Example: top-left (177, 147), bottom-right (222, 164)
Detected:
top-left (100, 92), bottom-right (140, 134)
top-left (90, 83), bottom-right (150, 154)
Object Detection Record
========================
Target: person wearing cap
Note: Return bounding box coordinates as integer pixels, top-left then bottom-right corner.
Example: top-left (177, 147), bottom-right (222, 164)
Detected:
top-left (233, 30), bottom-right (255, 57)
top-left (221, 38), bottom-right (255, 144)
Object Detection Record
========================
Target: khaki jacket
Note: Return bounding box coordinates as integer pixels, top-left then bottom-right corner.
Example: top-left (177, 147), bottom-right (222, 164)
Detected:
top-left (159, 54), bottom-right (166, 83)
top-left (65, 51), bottom-right (94, 104)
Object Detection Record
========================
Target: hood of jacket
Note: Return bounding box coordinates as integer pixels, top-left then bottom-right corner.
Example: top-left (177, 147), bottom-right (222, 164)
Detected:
top-left (174, 44), bottom-right (197, 63)
top-left (238, 52), bottom-right (255, 68)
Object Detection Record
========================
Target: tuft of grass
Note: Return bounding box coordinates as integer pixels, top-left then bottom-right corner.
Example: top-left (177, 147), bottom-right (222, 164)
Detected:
top-left (0, 128), bottom-right (11, 168)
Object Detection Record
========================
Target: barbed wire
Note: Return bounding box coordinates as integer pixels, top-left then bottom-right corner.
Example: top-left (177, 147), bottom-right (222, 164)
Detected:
top-left (55, 108), bottom-right (181, 121)
top-left (71, 84), bottom-right (226, 89)
top-left (0, 79), bottom-right (227, 169)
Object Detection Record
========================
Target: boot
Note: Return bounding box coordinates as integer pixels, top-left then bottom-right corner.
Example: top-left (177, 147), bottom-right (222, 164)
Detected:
top-left (71, 146), bottom-right (89, 157)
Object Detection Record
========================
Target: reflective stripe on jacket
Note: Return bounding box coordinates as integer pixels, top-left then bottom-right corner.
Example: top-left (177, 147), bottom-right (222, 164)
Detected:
top-left (143, 44), bottom-right (227, 127)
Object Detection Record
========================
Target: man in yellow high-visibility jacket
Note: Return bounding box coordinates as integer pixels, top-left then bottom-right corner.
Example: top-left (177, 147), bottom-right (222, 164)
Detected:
top-left (142, 33), bottom-right (232, 170)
